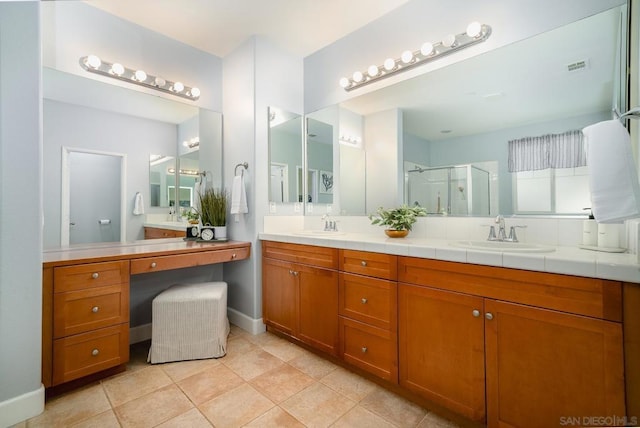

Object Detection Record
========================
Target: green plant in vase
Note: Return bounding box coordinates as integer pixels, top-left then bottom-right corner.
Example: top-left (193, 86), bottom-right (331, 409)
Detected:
top-left (369, 204), bottom-right (427, 237)
top-left (198, 188), bottom-right (229, 240)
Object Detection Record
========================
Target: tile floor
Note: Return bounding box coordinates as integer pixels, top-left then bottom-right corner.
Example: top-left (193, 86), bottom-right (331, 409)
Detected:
top-left (16, 325), bottom-right (460, 428)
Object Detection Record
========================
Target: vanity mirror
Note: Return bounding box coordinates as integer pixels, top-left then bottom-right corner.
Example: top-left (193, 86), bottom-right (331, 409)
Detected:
top-left (331, 4), bottom-right (627, 217)
top-left (304, 106), bottom-right (338, 215)
top-left (268, 106), bottom-right (303, 204)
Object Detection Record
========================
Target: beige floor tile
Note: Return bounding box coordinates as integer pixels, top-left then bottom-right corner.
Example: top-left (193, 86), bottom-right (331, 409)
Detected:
top-left (127, 340), bottom-right (152, 372)
top-left (224, 336), bottom-right (259, 355)
top-left (160, 356), bottom-right (222, 382)
top-left (10, 423), bottom-right (26, 428)
top-left (228, 324), bottom-right (252, 341)
top-left (280, 382), bottom-right (356, 428)
top-left (114, 384), bottom-right (193, 428)
top-left (416, 412), bottom-right (461, 428)
top-left (102, 365), bottom-right (173, 407)
top-left (320, 367), bottom-right (376, 402)
top-left (359, 386), bottom-right (427, 427)
top-left (198, 383), bottom-right (274, 428)
top-left (70, 409), bottom-right (120, 428)
top-left (261, 337), bottom-right (307, 362)
top-left (177, 364), bottom-right (244, 405)
top-left (26, 384), bottom-right (110, 427)
top-left (332, 405), bottom-right (397, 428)
top-left (243, 406), bottom-right (305, 427)
top-left (222, 349), bottom-right (284, 381)
top-left (250, 364), bottom-right (315, 403)
top-left (287, 349), bottom-right (338, 380)
top-left (155, 408), bottom-right (213, 427)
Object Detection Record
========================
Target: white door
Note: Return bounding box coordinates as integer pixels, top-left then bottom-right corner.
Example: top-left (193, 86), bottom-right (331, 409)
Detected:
top-left (270, 163), bottom-right (289, 202)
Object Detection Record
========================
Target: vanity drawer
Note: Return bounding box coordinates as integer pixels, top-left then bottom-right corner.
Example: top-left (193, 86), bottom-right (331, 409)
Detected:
top-left (52, 323), bottom-right (129, 385)
top-left (262, 241), bottom-right (338, 269)
top-left (339, 250), bottom-right (397, 280)
top-left (53, 284), bottom-right (129, 338)
top-left (130, 246), bottom-right (250, 274)
top-left (339, 273), bottom-right (397, 331)
top-left (340, 317), bottom-right (398, 383)
top-left (144, 227), bottom-right (186, 239)
top-left (54, 261), bottom-right (129, 293)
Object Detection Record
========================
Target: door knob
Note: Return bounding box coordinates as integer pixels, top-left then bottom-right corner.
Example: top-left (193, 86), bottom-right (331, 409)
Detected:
top-left (91, 273), bottom-right (99, 279)
top-left (485, 312), bottom-right (494, 320)
top-left (472, 309), bottom-right (480, 317)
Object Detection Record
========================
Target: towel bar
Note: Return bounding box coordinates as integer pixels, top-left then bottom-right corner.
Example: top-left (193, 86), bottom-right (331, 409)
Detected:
top-left (234, 162), bottom-right (248, 176)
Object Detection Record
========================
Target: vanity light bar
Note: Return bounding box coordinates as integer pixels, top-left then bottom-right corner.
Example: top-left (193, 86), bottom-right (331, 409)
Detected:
top-left (168, 168), bottom-right (200, 176)
top-left (339, 22), bottom-right (491, 91)
top-left (79, 55), bottom-right (201, 101)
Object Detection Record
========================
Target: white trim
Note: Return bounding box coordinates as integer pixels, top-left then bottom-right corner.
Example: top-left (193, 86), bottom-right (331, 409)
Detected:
top-left (0, 385), bottom-right (44, 427)
top-left (129, 323), bottom-right (152, 344)
top-left (227, 308), bottom-right (266, 335)
top-left (61, 147), bottom-right (127, 245)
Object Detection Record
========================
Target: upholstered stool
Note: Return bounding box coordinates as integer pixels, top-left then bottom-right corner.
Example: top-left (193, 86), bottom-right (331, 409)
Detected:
top-left (148, 281), bottom-right (229, 364)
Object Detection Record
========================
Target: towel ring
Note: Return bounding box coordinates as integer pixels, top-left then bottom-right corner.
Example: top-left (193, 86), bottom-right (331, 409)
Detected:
top-left (234, 162), bottom-right (248, 177)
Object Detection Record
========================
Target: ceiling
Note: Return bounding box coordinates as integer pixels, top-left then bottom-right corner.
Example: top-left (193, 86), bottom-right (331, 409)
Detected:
top-left (84, 0), bottom-right (410, 58)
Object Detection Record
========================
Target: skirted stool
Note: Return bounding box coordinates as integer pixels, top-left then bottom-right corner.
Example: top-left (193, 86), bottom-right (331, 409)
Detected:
top-left (148, 281), bottom-right (229, 364)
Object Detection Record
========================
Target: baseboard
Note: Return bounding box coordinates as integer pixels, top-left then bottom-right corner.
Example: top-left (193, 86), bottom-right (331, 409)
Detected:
top-left (129, 310), bottom-right (265, 344)
top-left (0, 384), bottom-right (44, 427)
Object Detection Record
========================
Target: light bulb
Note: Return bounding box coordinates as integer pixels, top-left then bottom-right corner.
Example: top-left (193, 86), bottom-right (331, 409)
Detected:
top-left (339, 77), bottom-right (350, 88)
top-left (134, 70), bottom-right (147, 82)
top-left (367, 65), bottom-right (379, 77)
top-left (466, 21), bottom-right (482, 38)
top-left (401, 50), bottom-right (413, 64)
top-left (190, 87), bottom-right (201, 98)
top-left (420, 42), bottom-right (434, 57)
top-left (155, 77), bottom-right (166, 87)
top-left (442, 34), bottom-right (457, 48)
top-left (383, 58), bottom-right (396, 71)
top-left (173, 82), bottom-right (184, 92)
top-left (86, 55), bottom-right (101, 69)
top-left (110, 63), bottom-right (124, 76)
top-left (352, 71), bottom-right (364, 83)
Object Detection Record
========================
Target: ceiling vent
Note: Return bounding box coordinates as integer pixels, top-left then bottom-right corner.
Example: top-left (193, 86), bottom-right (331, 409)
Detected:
top-left (566, 59), bottom-right (589, 72)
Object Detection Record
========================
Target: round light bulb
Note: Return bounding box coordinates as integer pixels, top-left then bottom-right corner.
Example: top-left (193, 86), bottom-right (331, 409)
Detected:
top-left (339, 77), bottom-right (350, 88)
top-left (367, 65), bottom-right (379, 77)
top-left (442, 34), bottom-right (457, 48)
top-left (190, 87), bottom-right (201, 98)
top-left (401, 50), bottom-right (413, 64)
top-left (352, 71), bottom-right (364, 83)
top-left (155, 76), bottom-right (166, 87)
top-left (134, 70), bottom-right (147, 82)
top-left (110, 63), bottom-right (124, 76)
top-left (173, 81), bottom-right (184, 92)
top-left (383, 58), bottom-right (396, 71)
top-left (86, 55), bottom-right (101, 69)
top-left (466, 21), bottom-right (482, 38)
top-left (420, 42), bottom-right (434, 57)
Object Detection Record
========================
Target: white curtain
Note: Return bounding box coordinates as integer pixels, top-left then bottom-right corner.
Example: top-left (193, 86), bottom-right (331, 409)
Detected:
top-left (508, 130), bottom-right (586, 172)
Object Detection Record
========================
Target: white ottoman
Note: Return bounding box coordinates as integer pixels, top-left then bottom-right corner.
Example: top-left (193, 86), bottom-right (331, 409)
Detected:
top-left (148, 281), bottom-right (229, 364)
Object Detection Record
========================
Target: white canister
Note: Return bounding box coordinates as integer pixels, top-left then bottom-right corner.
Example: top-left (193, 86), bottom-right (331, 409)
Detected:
top-left (597, 223), bottom-right (620, 249)
top-left (582, 220), bottom-right (598, 246)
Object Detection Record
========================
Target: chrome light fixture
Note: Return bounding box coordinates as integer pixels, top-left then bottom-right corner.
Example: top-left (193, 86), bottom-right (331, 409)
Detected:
top-left (339, 22), bottom-right (491, 91)
top-left (80, 55), bottom-right (201, 101)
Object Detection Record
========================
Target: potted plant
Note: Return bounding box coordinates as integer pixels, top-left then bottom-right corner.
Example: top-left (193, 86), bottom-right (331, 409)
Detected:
top-left (198, 187), bottom-right (228, 240)
top-left (369, 204), bottom-right (427, 238)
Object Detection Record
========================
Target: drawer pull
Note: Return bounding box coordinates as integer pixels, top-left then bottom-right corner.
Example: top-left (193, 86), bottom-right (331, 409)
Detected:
top-left (485, 312), bottom-right (494, 320)
top-left (91, 348), bottom-right (99, 356)
top-left (472, 309), bottom-right (480, 317)
top-left (231, 253), bottom-right (237, 259)
top-left (361, 298), bottom-right (368, 304)
top-left (361, 261), bottom-right (367, 267)
top-left (92, 306), bottom-right (99, 313)
top-left (361, 346), bottom-right (368, 353)
top-left (91, 273), bottom-right (99, 279)
top-left (150, 262), bottom-right (157, 268)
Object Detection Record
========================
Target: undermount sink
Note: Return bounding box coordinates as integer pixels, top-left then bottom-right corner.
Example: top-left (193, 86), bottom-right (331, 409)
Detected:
top-left (292, 230), bottom-right (346, 237)
top-left (452, 240), bottom-right (555, 253)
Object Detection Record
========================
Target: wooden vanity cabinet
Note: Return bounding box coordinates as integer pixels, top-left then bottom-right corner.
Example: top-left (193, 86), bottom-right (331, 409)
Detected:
top-left (262, 241), bottom-right (339, 356)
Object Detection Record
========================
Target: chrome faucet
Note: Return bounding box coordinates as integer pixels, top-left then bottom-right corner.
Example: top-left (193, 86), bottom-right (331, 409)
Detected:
top-left (494, 215), bottom-right (507, 241)
top-left (321, 214), bottom-right (338, 232)
top-left (486, 215), bottom-right (525, 242)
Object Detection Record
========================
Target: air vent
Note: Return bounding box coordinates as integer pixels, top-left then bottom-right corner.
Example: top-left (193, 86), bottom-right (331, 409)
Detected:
top-left (566, 59), bottom-right (589, 72)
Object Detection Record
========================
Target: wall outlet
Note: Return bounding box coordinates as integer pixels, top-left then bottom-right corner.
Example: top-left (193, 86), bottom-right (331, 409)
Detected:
top-left (308, 203), bottom-right (313, 213)
top-left (294, 202), bottom-right (301, 213)
top-left (269, 202), bottom-right (276, 213)
top-left (326, 204), bottom-right (333, 213)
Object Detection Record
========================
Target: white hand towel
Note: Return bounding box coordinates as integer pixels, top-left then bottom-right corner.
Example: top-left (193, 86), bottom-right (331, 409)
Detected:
top-left (133, 192), bottom-right (145, 215)
top-left (194, 181), bottom-right (201, 212)
top-left (230, 175), bottom-right (248, 214)
top-left (583, 119), bottom-right (640, 223)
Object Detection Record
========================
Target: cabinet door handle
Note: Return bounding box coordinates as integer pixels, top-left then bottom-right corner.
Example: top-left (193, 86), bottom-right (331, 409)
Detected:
top-left (231, 253), bottom-right (237, 259)
top-left (150, 262), bottom-right (157, 268)
top-left (92, 306), bottom-right (99, 313)
top-left (485, 312), bottom-right (494, 320)
top-left (472, 309), bottom-right (480, 317)
top-left (361, 261), bottom-right (367, 267)
top-left (91, 348), bottom-right (99, 356)
top-left (361, 298), bottom-right (368, 304)
top-left (293, 271), bottom-right (299, 276)
top-left (361, 346), bottom-right (368, 353)
top-left (91, 273), bottom-right (99, 279)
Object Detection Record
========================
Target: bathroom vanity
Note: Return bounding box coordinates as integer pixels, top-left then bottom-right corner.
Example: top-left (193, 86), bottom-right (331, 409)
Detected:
top-left (261, 233), bottom-right (639, 427)
top-left (41, 238), bottom-right (250, 389)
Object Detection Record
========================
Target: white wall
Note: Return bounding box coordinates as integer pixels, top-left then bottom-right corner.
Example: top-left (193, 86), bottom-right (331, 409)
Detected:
top-left (0, 2), bottom-right (45, 426)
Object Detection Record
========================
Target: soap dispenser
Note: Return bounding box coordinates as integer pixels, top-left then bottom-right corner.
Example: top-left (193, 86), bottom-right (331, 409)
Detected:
top-left (582, 208), bottom-right (597, 246)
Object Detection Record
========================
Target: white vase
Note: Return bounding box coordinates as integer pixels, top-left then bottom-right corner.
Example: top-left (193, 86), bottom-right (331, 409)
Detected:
top-left (214, 226), bottom-right (227, 240)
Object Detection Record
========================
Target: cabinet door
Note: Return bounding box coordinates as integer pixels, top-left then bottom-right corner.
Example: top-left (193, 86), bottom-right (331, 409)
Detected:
top-left (399, 283), bottom-right (486, 422)
top-left (485, 300), bottom-right (625, 428)
top-left (262, 258), bottom-right (298, 336)
top-left (298, 264), bottom-right (339, 356)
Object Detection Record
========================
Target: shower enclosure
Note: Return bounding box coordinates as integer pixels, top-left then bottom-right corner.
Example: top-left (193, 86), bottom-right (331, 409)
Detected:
top-left (405, 164), bottom-right (490, 216)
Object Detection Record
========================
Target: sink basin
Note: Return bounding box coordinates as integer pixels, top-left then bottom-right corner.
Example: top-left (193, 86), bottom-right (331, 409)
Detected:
top-left (292, 230), bottom-right (346, 237)
top-left (452, 240), bottom-right (555, 253)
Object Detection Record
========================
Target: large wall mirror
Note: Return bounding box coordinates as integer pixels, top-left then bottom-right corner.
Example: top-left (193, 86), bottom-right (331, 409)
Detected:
top-left (43, 67), bottom-right (222, 247)
top-left (319, 4), bottom-right (627, 217)
top-left (268, 107), bottom-right (303, 205)
top-left (305, 106), bottom-right (338, 215)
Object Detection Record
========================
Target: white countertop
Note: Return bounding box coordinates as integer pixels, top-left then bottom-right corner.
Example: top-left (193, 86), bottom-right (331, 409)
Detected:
top-left (259, 231), bottom-right (640, 283)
